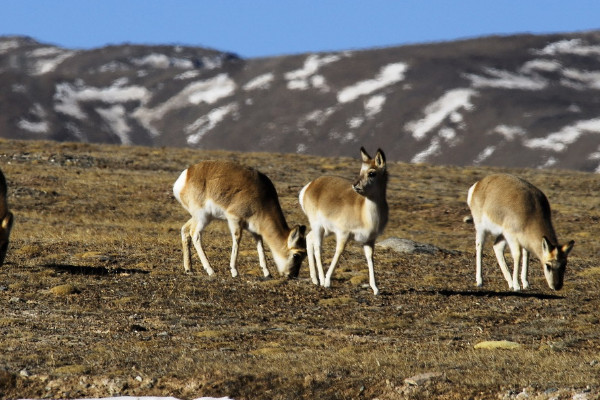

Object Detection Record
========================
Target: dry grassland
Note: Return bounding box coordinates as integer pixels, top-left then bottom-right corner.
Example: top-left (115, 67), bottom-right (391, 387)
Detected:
top-left (0, 139), bottom-right (599, 399)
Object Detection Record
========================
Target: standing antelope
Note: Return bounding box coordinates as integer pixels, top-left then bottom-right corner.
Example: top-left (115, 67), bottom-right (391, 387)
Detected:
top-left (467, 173), bottom-right (574, 291)
top-left (173, 160), bottom-right (306, 278)
top-left (299, 147), bottom-right (388, 295)
top-left (0, 169), bottom-right (13, 267)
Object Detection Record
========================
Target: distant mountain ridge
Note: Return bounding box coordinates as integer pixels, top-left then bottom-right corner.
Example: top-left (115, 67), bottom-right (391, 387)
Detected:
top-left (1, 31), bottom-right (600, 171)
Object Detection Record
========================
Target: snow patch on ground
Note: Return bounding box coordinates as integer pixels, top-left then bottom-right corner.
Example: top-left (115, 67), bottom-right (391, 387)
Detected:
top-left (520, 59), bottom-right (562, 73)
top-left (491, 125), bottom-right (526, 141)
top-left (364, 94), bottom-right (386, 118)
top-left (285, 54), bottom-right (340, 91)
top-left (175, 70), bottom-right (202, 80)
top-left (185, 102), bottom-right (239, 145)
top-left (538, 156), bottom-right (558, 169)
top-left (29, 47), bottom-right (75, 75)
top-left (411, 137), bottom-right (441, 163)
top-left (588, 147), bottom-right (600, 173)
top-left (536, 39), bottom-right (600, 56)
top-left (243, 73), bottom-right (274, 91)
top-left (561, 69), bottom-right (600, 90)
top-left (341, 94), bottom-right (387, 135)
top-left (96, 61), bottom-right (129, 73)
top-left (54, 82), bottom-right (150, 120)
top-left (465, 68), bottom-right (547, 90)
top-left (186, 74), bottom-right (237, 104)
top-left (328, 130), bottom-right (357, 144)
top-left (298, 107), bottom-right (337, 127)
top-left (17, 119), bottom-right (49, 134)
top-left (132, 53), bottom-right (194, 69)
top-left (473, 146), bottom-right (496, 165)
top-left (96, 105), bottom-right (132, 144)
top-left (347, 116), bottom-right (364, 129)
top-left (337, 62), bottom-right (407, 103)
top-left (0, 38), bottom-right (20, 54)
top-left (524, 118), bottom-right (600, 152)
top-left (133, 73), bottom-right (236, 136)
top-left (405, 88), bottom-right (476, 140)
top-left (17, 103), bottom-right (49, 134)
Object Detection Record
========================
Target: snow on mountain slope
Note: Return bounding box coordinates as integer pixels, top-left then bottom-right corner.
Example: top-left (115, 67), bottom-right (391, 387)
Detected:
top-left (2, 32), bottom-right (600, 171)
top-left (337, 62), bottom-right (407, 102)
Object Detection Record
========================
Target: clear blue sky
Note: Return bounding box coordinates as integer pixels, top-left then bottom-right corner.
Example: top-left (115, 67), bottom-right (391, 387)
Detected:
top-left (2, 0), bottom-right (599, 58)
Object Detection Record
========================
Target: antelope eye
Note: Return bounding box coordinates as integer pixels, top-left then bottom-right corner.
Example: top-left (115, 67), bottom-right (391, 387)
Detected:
top-left (545, 264), bottom-right (552, 271)
top-left (368, 171), bottom-right (376, 178)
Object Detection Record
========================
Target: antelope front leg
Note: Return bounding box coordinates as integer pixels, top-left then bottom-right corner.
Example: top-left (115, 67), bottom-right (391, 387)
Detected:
top-left (520, 248), bottom-right (530, 290)
top-left (228, 219), bottom-right (243, 278)
top-left (493, 237), bottom-right (514, 290)
top-left (364, 242), bottom-right (379, 295)
top-left (475, 230), bottom-right (486, 287)
top-left (508, 243), bottom-right (522, 291)
top-left (255, 235), bottom-right (270, 278)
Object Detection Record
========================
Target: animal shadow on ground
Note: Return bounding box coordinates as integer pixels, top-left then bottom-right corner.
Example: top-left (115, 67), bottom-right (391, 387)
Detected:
top-left (430, 288), bottom-right (564, 300)
top-left (43, 263), bottom-right (149, 276)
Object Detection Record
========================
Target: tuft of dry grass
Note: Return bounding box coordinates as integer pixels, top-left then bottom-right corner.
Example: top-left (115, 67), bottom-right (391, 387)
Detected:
top-left (0, 139), bottom-right (599, 399)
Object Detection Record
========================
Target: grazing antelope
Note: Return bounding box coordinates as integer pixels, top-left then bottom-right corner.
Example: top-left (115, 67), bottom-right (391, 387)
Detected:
top-left (0, 169), bottom-right (12, 267)
top-left (299, 147), bottom-right (388, 295)
top-left (467, 173), bottom-right (574, 291)
top-left (173, 160), bottom-right (306, 278)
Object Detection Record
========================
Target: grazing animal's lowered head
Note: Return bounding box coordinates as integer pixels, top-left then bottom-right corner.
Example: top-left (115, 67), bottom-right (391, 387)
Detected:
top-left (0, 169), bottom-right (13, 267)
top-left (174, 160), bottom-right (306, 278)
top-left (467, 173), bottom-right (574, 291)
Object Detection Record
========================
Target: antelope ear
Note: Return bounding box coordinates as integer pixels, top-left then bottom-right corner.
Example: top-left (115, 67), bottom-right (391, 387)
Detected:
top-left (541, 236), bottom-right (554, 254)
top-left (288, 225), bottom-right (306, 247)
top-left (298, 225), bottom-right (307, 237)
top-left (375, 149), bottom-right (386, 168)
top-left (1, 212), bottom-right (13, 232)
top-left (360, 147), bottom-right (371, 162)
top-left (563, 240), bottom-right (575, 256)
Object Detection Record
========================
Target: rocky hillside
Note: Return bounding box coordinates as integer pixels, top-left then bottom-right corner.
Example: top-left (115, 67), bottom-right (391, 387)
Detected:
top-left (1, 31), bottom-right (600, 171)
